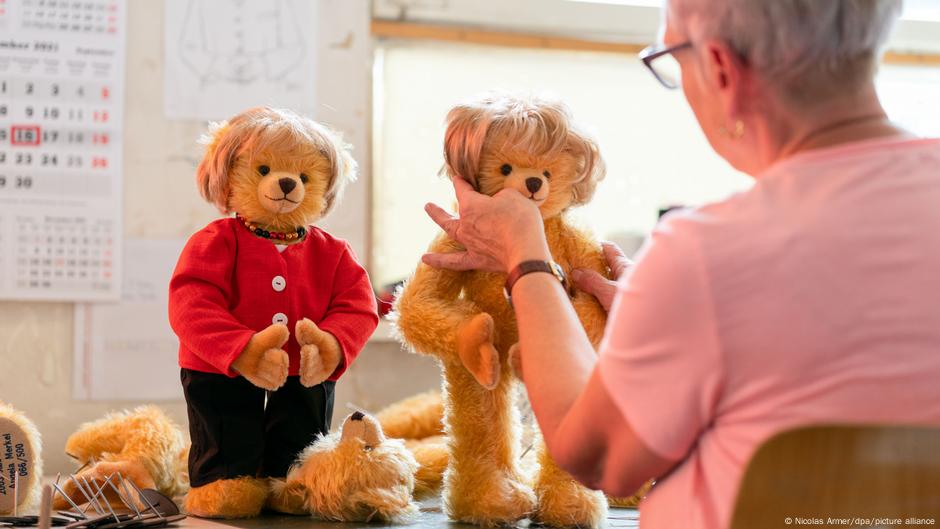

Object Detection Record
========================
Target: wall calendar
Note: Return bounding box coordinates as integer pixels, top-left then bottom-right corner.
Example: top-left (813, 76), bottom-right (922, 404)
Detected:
top-left (0, 0), bottom-right (126, 301)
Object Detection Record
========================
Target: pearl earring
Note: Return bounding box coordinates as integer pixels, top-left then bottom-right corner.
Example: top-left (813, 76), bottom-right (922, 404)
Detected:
top-left (720, 120), bottom-right (745, 139)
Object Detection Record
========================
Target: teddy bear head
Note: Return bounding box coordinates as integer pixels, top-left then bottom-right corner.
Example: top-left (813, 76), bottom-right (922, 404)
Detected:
top-left (443, 93), bottom-right (605, 219)
top-left (196, 106), bottom-right (357, 234)
top-left (272, 411), bottom-right (419, 523)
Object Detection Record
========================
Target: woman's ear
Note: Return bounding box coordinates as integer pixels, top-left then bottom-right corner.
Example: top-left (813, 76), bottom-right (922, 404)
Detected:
top-left (321, 127), bottom-right (358, 216)
top-left (196, 120), bottom-right (240, 213)
top-left (443, 104), bottom-right (491, 191)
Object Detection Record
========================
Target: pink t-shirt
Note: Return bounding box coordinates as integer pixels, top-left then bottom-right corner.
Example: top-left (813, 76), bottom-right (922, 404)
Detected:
top-left (598, 136), bottom-right (940, 529)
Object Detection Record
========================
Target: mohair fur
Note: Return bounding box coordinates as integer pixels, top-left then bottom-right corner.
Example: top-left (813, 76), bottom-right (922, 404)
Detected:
top-left (375, 391), bottom-right (448, 499)
top-left (403, 436), bottom-right (448, 499)
top-left (375, 390), bottom-right (445, 440)
top-left (394, 93), bottom-right (614, 527)
top-left (269, 412), bottom-right (419, 523)
top-left (52, 405), bottom-right (187, 511)
top-left (183, 106), bottom-right (360, 518)
top-left (374, 388), bottom-right (651, 511)
top-left (0, 402), bottom-right (42, 515)
top-left (185, 477), bottom-right (269, 519)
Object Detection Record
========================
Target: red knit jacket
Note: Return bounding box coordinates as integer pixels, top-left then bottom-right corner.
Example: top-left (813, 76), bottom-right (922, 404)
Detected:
top-left (169, 218), bottom-right (378, 379)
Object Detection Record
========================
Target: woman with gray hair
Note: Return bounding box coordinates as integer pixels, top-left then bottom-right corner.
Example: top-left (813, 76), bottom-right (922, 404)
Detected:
top-left (421, 0), bottom-right (940, 527)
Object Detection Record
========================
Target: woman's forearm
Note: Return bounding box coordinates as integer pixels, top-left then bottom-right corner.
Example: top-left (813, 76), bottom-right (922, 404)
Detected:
top-left (511, 269), bottom-right (599, 442)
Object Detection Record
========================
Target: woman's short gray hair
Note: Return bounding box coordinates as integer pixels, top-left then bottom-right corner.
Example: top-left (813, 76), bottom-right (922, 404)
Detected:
top-left (670, 0), bottom-right (903, 101)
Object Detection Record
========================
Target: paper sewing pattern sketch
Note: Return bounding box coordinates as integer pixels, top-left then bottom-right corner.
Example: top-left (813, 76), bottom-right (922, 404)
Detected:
top-left (164, 0), bottom-right (318, 120)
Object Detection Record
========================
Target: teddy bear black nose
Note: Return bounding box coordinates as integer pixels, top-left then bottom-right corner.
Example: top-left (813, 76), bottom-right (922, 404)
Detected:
top-left (350, 411), bottom-right (365, 421)
top-left (278, 177), bottom-right (297, 194)
top-left (525, 177), bottom-right (543, 194)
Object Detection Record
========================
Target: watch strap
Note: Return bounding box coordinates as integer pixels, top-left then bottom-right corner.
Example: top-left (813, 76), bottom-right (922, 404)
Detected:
top-left (504, 260), bottom-right (568, 300)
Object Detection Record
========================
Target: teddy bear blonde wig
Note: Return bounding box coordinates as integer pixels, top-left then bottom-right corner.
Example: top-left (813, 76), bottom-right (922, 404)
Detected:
top-left (443, 93), bottom-right (605, 208)
top-left (196, 106), bottom-right (357, 215)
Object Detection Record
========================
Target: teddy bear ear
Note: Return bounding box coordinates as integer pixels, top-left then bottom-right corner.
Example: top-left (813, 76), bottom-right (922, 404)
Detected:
top-left (443, 103), bottom-right (492, 190)
top-left (320, 128), bottom-right (358, 216)
top-left (195, 120), bottom-right (240, 213)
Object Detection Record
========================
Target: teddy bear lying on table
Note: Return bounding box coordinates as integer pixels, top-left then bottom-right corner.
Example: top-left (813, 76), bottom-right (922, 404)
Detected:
top-left (55, 396), bottom-right (448, 522)
top-left (268, 411), bottom-right (420, 523)
top-left (52, 406), bottom-right (188, 511)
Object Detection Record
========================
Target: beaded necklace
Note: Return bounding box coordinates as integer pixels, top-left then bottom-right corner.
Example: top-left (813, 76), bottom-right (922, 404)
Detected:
top-left (236, 214), bottom-right (307, 242)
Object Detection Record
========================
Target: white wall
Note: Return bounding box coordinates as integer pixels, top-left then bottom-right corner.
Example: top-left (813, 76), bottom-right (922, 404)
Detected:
top-left (0, 0), bottom-right (441, 477)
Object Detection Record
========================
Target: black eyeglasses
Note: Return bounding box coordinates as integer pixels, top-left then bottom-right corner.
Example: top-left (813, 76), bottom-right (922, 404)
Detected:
top-left (639, 41), bottom-right (693, 89)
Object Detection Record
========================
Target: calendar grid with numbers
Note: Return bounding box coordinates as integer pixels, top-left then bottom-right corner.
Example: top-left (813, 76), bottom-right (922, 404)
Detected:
top-left (0, 0), bottom-right (125, 301)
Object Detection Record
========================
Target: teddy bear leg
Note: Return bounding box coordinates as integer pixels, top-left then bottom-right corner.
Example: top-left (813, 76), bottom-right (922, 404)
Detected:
top-left (532, 441), bottom-right (608, 529)
top-left (184, 477), bottom-right (269, 518)
top-left (441, 361), bottom-right (536, 526)
top-left (181, 369), bottom-right (268, 518)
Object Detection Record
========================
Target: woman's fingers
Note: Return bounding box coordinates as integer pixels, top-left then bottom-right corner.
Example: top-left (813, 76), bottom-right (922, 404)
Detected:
top-left (572, 268), bottom-right (618, 312)
top-left (601, 242), bottom-right (633, 280)
top-left (424, 202), bottom-right (459, 238)
top-left (451, 175), bottom-right (480, 204)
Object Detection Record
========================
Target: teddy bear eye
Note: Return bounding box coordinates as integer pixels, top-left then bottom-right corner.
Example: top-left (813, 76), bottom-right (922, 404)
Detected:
top-left (543, 170), bottom-right (551, 179)
top-left (500, 164), bottom-right (513, 176)
top-left (257, 165), bottom-right (270, 176)
top-left (300, 173), bottom-right (309, 184)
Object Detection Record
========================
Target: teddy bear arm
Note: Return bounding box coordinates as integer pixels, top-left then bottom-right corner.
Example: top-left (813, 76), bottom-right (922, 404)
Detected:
top-left (560, 227), bottom-right (612, 281)
top-left (348, 487), bottom-right (419, 523)
top-left (64, 412), bottom-right (131, 464)
top-left (550, 227), bottom-right (610, 347)
top-left (394, 262), bottom-right (480, 363)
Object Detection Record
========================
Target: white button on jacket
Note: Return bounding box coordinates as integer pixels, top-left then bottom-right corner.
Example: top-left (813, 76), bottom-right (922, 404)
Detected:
top-left (272, 312), bottom-right (288, 325)
top-left (272, 275), bottom-right (286, 292)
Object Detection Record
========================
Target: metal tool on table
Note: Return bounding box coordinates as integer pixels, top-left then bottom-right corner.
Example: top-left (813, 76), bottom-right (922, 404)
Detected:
top-left (0, 471), bottom-right (185, 529)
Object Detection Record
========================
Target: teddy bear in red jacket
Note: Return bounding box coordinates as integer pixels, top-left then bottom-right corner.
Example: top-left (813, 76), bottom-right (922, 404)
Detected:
top-left (169, 106), bottom-right (378, 518)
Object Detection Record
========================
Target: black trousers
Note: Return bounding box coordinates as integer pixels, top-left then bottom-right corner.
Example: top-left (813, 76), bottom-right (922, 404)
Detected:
top-left (181, 369), bottom-right (335, 488)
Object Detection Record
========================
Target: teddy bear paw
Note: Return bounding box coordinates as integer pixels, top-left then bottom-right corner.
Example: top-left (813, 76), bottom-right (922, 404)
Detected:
top-left (445, 469), bottom-right (536, 526)
top-left (534, 472), bottom-right (608, 529)
top-left (299, 344), bottom-right (330, 387)
top-left (295, 318), bottom-right (322, 346)
top-left (246, 348), bottom-right (289, 391)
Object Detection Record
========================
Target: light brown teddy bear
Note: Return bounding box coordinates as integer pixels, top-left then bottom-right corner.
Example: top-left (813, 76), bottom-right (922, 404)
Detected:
top-left (394, 93), bottom-right (613, 528)
top-left (52, 406), bottom-right (188, 510)
top-left (0, 402), bottom-right (42, 516)
top-left (268, 411), bottom-right (420, 523)
top-left (168, 106), bottom-right (379, 518)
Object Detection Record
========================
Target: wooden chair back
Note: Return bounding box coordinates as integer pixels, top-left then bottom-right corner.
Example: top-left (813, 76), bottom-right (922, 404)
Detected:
top-left (729, 424), bottom-right (940, 528)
